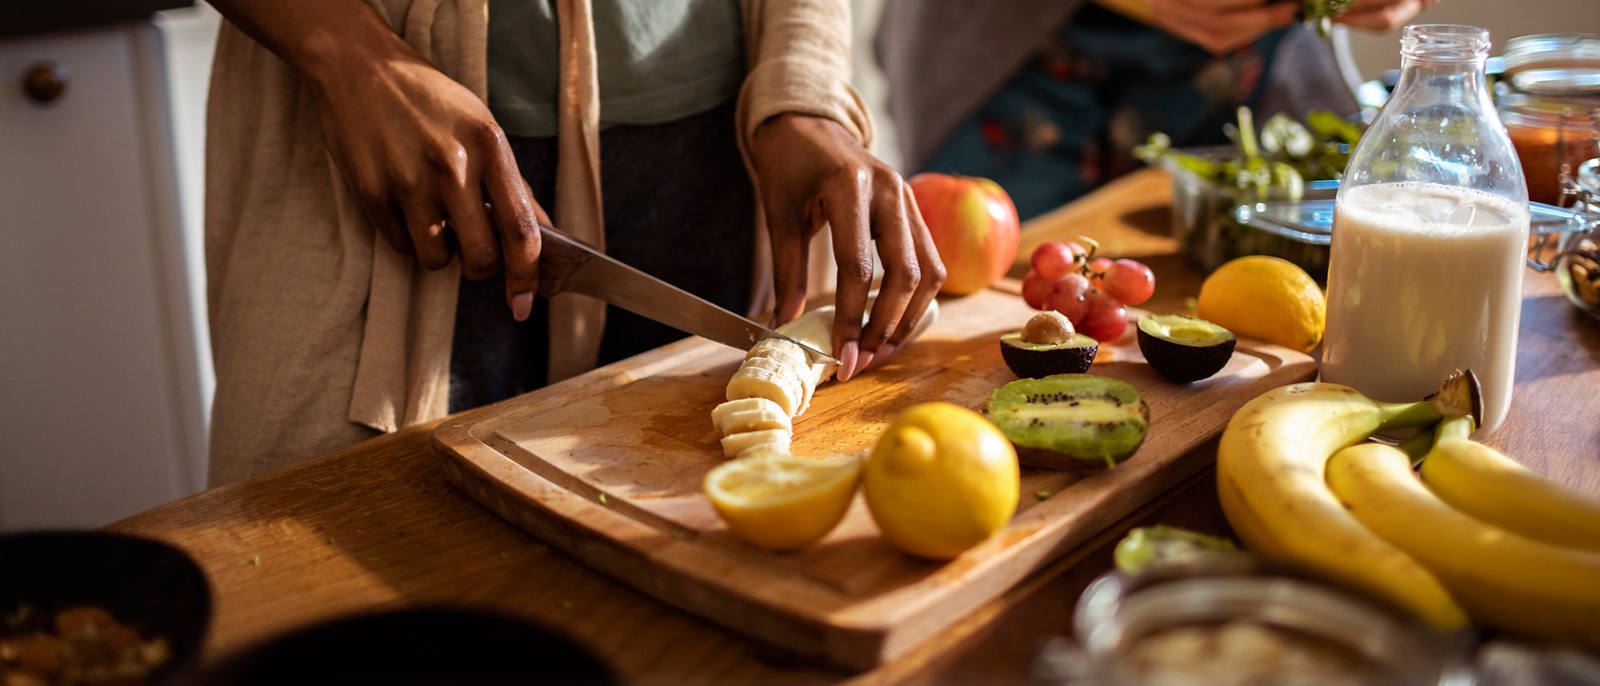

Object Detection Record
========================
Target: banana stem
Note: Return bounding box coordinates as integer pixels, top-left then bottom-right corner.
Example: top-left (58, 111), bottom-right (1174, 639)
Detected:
top-left (1398, 430), bottom-right (1436, 466)
top-left (1375, 399), bottom-right (1447, 433)
top-left (1434, 414), bottom-right (1475, 444)
top-left (1376, 370), bottom-right (1482, 444)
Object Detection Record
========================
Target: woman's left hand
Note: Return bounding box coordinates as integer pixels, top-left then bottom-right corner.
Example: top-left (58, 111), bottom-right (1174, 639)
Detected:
top-left (748, 113), bottom-right (946, 382)
top-left (1336, 0), bottom-right (1439, 31)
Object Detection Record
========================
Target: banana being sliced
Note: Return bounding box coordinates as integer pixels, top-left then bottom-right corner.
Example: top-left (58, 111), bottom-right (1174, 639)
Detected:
top-left (714, 299), bottom-right (940, 460)
top-left (748, 338), bottom-right (810, 370)
top-left (720, 429), bottom-right (792, 458)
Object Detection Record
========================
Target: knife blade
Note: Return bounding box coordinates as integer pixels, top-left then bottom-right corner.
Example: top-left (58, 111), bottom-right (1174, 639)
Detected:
top-left (535, 224), bottom-right (838, 365)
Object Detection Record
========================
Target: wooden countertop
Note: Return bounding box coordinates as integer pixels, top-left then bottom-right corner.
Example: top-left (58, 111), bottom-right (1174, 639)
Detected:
top-left (109, 168), bottom-right (1600, 683)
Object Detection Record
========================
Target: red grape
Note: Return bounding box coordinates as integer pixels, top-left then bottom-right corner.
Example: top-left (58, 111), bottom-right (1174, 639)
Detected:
top-left (1063, 241), bottom-right (1089, 262)
top-left (1048, 273), bottom-right (1093, 325)
top-left (1029, 242), bottom-right (1077, 280)
top-left (1021, 270), bottom-right (1054, 309)
top-left (1102, 259), bottom-right (1156, 306)
top-left (1079, 291), bottom-right (1128, 342)
top-left (1085, 257), bottom-right (1113, 289)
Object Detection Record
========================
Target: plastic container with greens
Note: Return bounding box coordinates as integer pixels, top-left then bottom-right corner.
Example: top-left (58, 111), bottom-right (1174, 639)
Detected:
top-left (1136, 108), bottom-right (1362, 281)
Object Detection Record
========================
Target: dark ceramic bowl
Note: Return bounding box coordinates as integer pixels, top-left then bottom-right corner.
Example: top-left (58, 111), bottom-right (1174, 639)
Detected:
top-left (186, 606), bottom-right (617, 685)
top-left (0, 530), bottom-right (213, 682)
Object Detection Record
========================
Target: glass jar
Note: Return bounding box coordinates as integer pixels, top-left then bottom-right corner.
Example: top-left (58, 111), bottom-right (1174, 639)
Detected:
top-left (1061, 570), bottom-right (1471, 685)
top-left (1497, 34), bottom-right (1600, 205)
top-left (1323, 25), bottom-right (1529, 435)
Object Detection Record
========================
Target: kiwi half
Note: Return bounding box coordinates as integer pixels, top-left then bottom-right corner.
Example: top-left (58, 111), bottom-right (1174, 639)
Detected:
top-left (1136, 314), bottom-right (1236, 383)
top-left (999, 332), bottom-right (1099, 377)
top-left (983, 374), bottom-right (1149, 469)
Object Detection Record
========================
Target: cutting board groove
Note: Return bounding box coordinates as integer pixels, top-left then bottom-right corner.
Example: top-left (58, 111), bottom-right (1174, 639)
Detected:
top-left (434, 284), bottom-right (1316, 669)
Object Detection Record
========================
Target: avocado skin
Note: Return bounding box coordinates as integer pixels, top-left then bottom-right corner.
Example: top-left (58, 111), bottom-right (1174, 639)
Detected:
top-left (1136, 318), bottom-right (1236, 383)
top-left (999, 333), bottom-right (1098, 378)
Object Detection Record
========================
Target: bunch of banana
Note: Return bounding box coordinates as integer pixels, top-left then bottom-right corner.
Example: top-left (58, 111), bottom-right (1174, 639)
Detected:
top-left (1216, 372), bottom-right (1478, 629)
top-left (712, 300), bottom-right (939, 458)
top-left (1220, 371), bottom-right (1600, 649)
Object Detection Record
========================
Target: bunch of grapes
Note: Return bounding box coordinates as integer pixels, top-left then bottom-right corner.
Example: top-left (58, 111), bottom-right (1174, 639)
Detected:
top-left (1021, 239), bottom-right (1155, 342)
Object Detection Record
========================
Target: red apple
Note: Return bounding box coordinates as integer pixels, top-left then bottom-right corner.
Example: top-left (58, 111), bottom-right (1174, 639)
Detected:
top-left (908, 173), bottom-right (1021, 296)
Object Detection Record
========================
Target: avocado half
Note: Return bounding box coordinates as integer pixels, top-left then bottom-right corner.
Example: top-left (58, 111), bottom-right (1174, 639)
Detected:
top-left (999, 332), bottom-right (1099, 378)
top-left (1136, 314), bottom-right (1236, 383)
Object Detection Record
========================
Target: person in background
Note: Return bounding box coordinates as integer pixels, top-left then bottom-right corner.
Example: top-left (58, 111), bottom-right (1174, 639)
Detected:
top-left (877, 0), bottom-right (1438, 220)
top-left (202, 0), bottom-right (944, 485)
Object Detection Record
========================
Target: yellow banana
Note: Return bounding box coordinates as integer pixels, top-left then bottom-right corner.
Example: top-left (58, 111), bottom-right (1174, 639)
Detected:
top-left (1327, 442), bottom-right (1600, 650)
top-left (1419, 416), bottom-right (1600, 553)
top-left (1216, 376), bottom-right (1476, 629)
top-left (1214, 468), bottom-right (1289, 562)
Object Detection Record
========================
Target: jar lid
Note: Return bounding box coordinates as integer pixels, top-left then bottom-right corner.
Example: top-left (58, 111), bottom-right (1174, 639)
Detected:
top-left (1503, 34), bottom-right (1600, 95)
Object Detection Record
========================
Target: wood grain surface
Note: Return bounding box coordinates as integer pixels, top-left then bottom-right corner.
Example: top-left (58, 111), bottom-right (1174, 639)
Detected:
top-left (433, 287), bottom-right (1315, 668)
top-left (107, 169), bottom-right (1600, 683)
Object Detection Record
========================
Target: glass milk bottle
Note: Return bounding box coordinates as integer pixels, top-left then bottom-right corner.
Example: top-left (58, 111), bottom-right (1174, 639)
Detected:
top-left (1323, 25), bottom-right (1529, 434)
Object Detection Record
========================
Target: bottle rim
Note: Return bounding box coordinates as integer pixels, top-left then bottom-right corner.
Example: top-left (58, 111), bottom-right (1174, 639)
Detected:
top-left (1401, 24), bottom-right (1490, 61)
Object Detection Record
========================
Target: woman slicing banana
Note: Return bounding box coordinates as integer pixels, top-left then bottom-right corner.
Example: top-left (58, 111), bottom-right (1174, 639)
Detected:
top-left (203, 0), bottom-right (945, 485)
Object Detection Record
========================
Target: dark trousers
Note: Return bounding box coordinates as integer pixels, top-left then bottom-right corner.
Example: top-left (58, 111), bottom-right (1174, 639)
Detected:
top-left (448, 100), bottom-right (755, 412)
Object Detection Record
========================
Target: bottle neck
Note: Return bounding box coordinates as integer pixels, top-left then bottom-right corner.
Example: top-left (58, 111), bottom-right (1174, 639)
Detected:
top-left (1393, 55), bottom-right (1492, 106)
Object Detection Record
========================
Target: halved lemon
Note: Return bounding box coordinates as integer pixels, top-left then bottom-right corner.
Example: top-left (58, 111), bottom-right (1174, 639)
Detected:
top-left (704, 451), bottom-right (861, 551)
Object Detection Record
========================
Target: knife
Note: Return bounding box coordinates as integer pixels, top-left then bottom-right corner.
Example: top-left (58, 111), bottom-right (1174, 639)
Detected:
top-left (535, 224), bottom-right (839, 365)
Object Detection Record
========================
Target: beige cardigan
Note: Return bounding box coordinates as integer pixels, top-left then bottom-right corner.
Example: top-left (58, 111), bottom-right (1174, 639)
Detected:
top-left (204, 0), bottom-right (871, 485)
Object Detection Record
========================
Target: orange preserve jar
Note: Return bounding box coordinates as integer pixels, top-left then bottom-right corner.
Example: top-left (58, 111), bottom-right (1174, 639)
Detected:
top-left (1497, 34), bottom-right (1600, 205)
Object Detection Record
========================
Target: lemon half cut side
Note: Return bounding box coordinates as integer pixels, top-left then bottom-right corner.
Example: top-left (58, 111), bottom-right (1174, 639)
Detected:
top-left (704, 451), bottom-right (862, 551)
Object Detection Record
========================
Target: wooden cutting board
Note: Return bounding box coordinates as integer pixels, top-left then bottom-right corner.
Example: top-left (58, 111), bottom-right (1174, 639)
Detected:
top-left (433, 284), bottom-right (1316, 669)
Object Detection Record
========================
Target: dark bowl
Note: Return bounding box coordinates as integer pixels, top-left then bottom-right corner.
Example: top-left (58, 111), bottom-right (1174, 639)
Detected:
top-left (0, 530), bottom-right (212, 682)
top-left (184, 606), bottom-right (617, 685)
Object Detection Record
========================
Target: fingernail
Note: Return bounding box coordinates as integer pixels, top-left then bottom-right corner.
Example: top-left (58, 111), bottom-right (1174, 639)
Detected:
top-left (855, 351), bottom-right (875, 377)
top-left (836, 341), bottom-right (859, 382)
top-left (875, 343), bottom-right (898, 365)
top-left (512, 292), bottom-right (533, 321)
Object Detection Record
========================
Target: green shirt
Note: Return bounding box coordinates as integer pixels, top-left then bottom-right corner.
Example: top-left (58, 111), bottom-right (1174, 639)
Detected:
top-left (486, 0), bottom-right (745, 138)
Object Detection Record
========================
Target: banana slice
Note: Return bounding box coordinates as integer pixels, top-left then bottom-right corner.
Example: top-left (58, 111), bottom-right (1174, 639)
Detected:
top-left (712, 398), bottom-right (785, 427)
top-left (727, 360), bottom-right (806, 416)
top-left (716, 406), bottom-right (793, 435)
top-left (735, 443), bottom-right (791, 460)
top-left (720, 429), bottom-right (792, 458)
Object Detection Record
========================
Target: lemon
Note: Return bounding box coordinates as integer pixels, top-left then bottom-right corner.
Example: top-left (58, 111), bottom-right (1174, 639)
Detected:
top-left (704, 451), bottom-right (861, 551)
top-left (1197, 256), bottom-right (1326, 352)
top-left (864, 402), bottom-right (1020, 560)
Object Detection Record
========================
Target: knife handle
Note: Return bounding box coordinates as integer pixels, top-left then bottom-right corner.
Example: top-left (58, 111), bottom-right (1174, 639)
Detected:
top-left (535, 224), bottom-right (594, 299)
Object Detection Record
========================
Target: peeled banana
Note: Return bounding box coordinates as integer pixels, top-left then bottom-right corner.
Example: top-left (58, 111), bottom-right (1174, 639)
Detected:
top-left (1419, 416), bottom-right (1600, 553)
top-left (1215, 374), bottom-right (1479, 629)
top-left (715, 299), bottom-right (940, 451)
top-left (1327, 442), bottom-right (1600, 649)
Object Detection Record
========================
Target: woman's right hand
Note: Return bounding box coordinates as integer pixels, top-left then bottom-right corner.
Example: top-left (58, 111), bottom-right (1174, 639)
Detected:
top-left (210, 0), bottom-right (547, 321)
top-left (1146, 0), bottom-right (1300, 54)
top-left (307, 46), bottom-right (547, 321)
